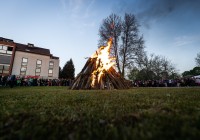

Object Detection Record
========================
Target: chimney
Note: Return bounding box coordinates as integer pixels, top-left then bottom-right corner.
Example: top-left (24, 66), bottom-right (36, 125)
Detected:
top-left (28, 43), bottom-right (34, 47)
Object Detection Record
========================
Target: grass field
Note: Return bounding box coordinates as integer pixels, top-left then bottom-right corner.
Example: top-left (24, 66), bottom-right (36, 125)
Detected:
top-left (0, 87), bottom-right (200, 140)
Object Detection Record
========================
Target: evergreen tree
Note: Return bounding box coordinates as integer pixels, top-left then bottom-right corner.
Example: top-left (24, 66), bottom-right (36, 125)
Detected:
top-left (61, 59), bottom-right (75, 79)
top-left (182, 67), bottom-right (200, 77)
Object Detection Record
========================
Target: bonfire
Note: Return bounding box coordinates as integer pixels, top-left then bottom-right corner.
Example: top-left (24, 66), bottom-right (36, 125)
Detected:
top-left (70, 38), bottom-right (130, 90)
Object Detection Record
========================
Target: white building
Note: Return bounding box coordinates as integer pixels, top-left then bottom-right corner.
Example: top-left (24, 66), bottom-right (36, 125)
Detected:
top-left (0, 37), bottom-right (59, 79)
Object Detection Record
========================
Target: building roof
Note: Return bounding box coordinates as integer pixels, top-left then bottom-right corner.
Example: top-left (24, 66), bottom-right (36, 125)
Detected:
top-left (0, 37), bottom-right (14, 43)
top-left (15, 43), bottom-right (51, 56)
top-left (1, 37), bottom-right (59, 59)
top-left (50, 54), bottom-right (59, 60)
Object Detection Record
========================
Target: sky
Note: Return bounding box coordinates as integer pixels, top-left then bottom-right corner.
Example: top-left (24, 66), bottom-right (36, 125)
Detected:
top-left (1, 0), bottom-right (200, 76)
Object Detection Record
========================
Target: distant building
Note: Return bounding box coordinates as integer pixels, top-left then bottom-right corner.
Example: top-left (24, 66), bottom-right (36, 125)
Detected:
top-left (0, 37), bottom-right (59, 79)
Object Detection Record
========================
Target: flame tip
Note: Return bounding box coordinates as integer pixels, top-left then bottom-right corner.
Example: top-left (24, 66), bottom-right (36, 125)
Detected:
top-left (91, 39), bottom-right (116, 87)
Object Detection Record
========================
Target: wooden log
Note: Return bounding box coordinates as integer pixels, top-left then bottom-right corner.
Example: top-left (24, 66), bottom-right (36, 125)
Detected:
top-left (83, 58), bottom-right (96, 74)
top-left (80, 58), bottom-right (92, 73)
top-left (71, 58), bottom-right (129, 90)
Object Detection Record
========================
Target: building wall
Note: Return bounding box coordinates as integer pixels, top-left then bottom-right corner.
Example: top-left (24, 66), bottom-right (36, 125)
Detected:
top-left (0, 42), bottom-right (16, 76)
top-left (50, 58), bottom-right (60, 79)
top-left (12, 51), bottom-right (59, 79)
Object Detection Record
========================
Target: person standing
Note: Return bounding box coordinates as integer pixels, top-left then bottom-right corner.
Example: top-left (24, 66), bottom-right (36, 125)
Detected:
top-left (10, 75), bottom-right (16, 88)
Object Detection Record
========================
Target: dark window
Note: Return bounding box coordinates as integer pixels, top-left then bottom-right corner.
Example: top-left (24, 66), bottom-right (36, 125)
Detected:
top-left (7, 47), bottom-right (13, 51)
top-left (0, 55), bottom-right (11, 64)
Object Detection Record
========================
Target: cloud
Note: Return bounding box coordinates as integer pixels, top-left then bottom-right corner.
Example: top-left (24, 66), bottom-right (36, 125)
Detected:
top-left (60, 0), bottom-right (95, 19)
top-left (174, 35), bottom-right (200, 47)
top-left (83, 21), bottom-right (95, 27)
top-left (113, 0), bottom-right (200, 28)
top-left (84, 0), bottom-right (96, 18)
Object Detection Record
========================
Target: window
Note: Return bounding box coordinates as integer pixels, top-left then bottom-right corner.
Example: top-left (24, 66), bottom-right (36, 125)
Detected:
top-left (0, 45), bottom-right (13, 55)
top-left (0, 50), bottom-right (6, 54)
top-left (0, 55), bottom-right (11, 64)
top-left (20, 72), bottom-right (26, 75)
top-left (35, 73), bottom-right (40, 76)
top-left (48, 69), bottom-right (53, 74)
top-left (21, 63), bottom-right (27, 66)
top-left (3, 70), bottom-right (9, 74)
top-left (20, 58), bottom-right (28, 75)
top-left (22, 58), bottom-right (28, 63)
top-left (0, 65), bottom-right (3, 69)
top-left (3, 46), bottom-right (7, 50)
top-left (49, 61), bottom-right (54, 69)
top-left (48, 61), bottom-right (54, 76)
top-left (36, 60), bottom-right (42, 67)
top-left (0, 65), bottom-right (10, 75)
top-left (37, 60), bottom-right (42, 65)
top-left (36, 68), bottom-right (41, 73)
top-left (35, 60), bottom-right (42, 76)
top-left (21, 58), bottom-right (28, 69)
top-left (7, 51), bottom-right (12, 54)
top-left (20, 67), bottom-right (27, 72)
top-left (48, 69), bottom-right (53, 77)
top-left (4, 65), bottom-right (9, 70)
top-left (7, 47), bottom-right (13, 51)
top-left (0, 65), bottom-right (2, 74)
top-left (49, 61), bottom-right (54, 66)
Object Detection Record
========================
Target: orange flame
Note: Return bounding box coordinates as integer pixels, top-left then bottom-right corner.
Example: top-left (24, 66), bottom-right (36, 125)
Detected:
top-left (91, 38), bottom-right (115, 87)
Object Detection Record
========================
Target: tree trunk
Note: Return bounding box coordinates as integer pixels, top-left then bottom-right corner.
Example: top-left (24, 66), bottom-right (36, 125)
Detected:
top-left (114, 37), bottom-right (121, 74)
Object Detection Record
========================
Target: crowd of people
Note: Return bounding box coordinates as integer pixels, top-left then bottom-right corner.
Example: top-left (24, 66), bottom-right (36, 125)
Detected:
top-left (132, 77), bottom-right (200, 87)
top-left (0, 75), bottom-right (73, 88)
top-left (0, 75), bottom-right (200, 88)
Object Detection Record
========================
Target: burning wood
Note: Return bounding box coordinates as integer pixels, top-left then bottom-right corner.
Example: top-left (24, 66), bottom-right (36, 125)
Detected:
top-left (70, 38), bottom-right (130, 90)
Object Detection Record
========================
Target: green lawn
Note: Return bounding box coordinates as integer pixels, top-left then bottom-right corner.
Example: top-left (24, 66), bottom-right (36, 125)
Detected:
top-left (0, 87), bottom-right (200, 140)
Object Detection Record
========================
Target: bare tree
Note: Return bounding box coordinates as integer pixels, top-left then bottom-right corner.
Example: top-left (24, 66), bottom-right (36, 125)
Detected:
top-left (120, 13), bottom-right (145, 77)
top-left (152, 55), bottom-right (176, 80)
top-left (98, 13), bottom-right (145, 77)
top-left (99, 13), bottom-right (122, 73)
top-left (195, 52), bottom-right (200, 66)
top-left (129, 53), bottom-right (177, 80)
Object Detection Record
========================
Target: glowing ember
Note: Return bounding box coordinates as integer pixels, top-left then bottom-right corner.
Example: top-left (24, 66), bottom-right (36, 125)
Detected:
top-left (91, 38), bottom-right (115, 87)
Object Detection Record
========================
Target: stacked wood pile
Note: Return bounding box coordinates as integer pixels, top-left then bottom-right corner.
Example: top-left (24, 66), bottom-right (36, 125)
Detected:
top-left (70, 57), bottom-right (130, 90)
